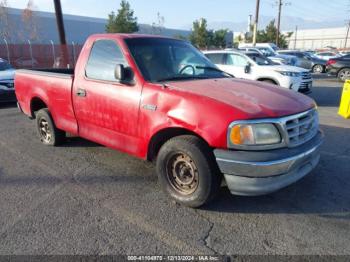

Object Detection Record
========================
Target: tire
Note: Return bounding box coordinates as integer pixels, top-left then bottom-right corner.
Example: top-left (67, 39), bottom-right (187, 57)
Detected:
top-left (36, 108), bottom-right (65, 146)
top-left (338, 68), bottom-right (350, 82)
top-left (156, 135), bottom-right (222, 208)
top-left (261, 79), bottom-right (277, 85)
top-left (312, 64), bottom-right (324, 74)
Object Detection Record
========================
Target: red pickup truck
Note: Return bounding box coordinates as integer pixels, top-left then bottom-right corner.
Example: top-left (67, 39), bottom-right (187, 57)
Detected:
top-left (15, 34), bottom-right (323, 207)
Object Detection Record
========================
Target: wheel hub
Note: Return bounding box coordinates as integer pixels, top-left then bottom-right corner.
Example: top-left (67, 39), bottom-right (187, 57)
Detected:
top-left (39, 118), bottom-right (52, 143)
top-left (167, 153), bottom-right (199, 195)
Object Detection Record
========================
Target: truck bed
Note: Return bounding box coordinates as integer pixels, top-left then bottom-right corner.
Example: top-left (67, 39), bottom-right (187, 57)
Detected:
top-left (17, 68), bottom-right (74, 77)
top-left (15, 68), bottom-right (78, 135)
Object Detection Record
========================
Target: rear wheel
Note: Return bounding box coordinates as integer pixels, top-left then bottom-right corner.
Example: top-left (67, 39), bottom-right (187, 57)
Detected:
top-left (338, 68), bottom-right (350, 81)
top-left (312, 64), bottom-right (324, 73)
top-left (156, 135), bottom-right (221, 208)
top-left (36, 108), bottom-right (65, 146)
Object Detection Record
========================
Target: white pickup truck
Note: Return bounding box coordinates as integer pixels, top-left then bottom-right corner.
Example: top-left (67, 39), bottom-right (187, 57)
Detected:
top-left (204, 50), bottom-right (313, 94)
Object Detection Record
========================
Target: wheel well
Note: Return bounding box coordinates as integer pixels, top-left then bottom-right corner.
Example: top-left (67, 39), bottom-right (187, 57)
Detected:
top-left (338, 67), bottom-right (350, 73)
top-left (147, 128), bottom-right (208, 161)
top-left (30, 97), bottom-right (47, 118)
top-left (257, 78), bottom-right (278, 85)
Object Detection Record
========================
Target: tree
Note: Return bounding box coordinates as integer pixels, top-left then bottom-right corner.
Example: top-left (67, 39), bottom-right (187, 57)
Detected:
top-left (245, 20), bottom-right (292, 48)
top-left (20, 0), bottom-right (40, 42)
top-left (189, 18), bottom-right (228, 49)
top-left (189, 18), bottom-right (209, 49)
top-left (0, 0), bottom-right (11, 41)
top-left (105, 0), bottom-right (138, 33)
top-left (151, 12), bottom-right (165, 35)
top-left (212, 29), bottom-right (228, 49)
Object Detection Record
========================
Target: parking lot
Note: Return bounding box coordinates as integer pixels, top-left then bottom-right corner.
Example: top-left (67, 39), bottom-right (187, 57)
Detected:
top-left (0, 76), bottom-right (349, 255)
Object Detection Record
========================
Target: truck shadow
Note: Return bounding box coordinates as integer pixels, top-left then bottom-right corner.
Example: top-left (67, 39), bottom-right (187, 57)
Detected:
top-left (0, 124), bottom-right (349, 219)
top-left (62, 137), bottom-right (102, 148)
top-left (203, 124), bottom-right (350, 219)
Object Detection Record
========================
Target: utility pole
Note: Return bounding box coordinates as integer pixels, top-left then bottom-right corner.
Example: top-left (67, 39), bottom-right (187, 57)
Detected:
top-left (53, 0), bottom-right (66, 45)
top-left (345, 21), bottom-right (350, 49)
top-left (53, 0), bottom-right (69, 67)
top-left (276, 0), bottom-right (282, 47)
top-left (294, 25), bottom-right (298, 49)
top-left (253, 0), bottom-right (260, 46)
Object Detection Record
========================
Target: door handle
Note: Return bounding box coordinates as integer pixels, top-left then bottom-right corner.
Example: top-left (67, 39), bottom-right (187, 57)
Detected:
top-left (76, 88), bottom-right (86, 97)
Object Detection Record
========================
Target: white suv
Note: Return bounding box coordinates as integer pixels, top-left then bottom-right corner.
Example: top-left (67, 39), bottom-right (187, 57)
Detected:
top-left (204, 50), bottom-right (312, 93)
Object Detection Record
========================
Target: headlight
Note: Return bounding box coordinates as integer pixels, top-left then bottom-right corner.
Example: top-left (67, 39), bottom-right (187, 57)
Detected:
top-left (228, 123), bottom-right (281, 148)
top-left (276, 71), bottom-right (301, 77)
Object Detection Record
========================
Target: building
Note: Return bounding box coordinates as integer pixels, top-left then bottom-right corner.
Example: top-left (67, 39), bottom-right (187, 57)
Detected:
top-left (287, 26), bottom-right (350, 50)
top-left (0, 7), bottom-right (191, 44)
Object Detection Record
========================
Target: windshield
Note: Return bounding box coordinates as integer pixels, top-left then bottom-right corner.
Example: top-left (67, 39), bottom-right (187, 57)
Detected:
top-left (0, 60), bottom-right (12, 71)
top-left (246, 53), bottom-right (274, 65)
top-left (125, 38), bottom-right (229, 82)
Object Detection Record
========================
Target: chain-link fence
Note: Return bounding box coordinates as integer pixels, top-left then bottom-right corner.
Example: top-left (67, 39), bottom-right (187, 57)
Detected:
top-left (0, 40), bottom-right (83, 69)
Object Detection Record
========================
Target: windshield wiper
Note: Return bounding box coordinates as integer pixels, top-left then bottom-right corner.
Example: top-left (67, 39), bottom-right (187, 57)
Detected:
top-left (195, 66), bottom-right (234, 78)
top-left (155, 75), bottom-right (207, 83)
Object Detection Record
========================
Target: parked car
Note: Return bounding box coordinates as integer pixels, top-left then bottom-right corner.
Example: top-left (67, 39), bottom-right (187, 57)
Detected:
top-left (14, 57), bottom-right (39, 68)
top-left (15, 34), bottom-right (323, 207)
top-left (239, 44), bottom-right (297, 66)
top-left (314, 51), bottom-right (341, 60)
top-left (326, 54), bottom-right (350, 81)
top-left (278, 50), bottom-right (327, 73)
top-left (0, 58), bottom-right (16, 103)
top-left (204, 50), bottom-right (313, 93)
top-left (238, 47), bottom-right (289, 65)
top-left (339, 50), bottom-right (350, 56)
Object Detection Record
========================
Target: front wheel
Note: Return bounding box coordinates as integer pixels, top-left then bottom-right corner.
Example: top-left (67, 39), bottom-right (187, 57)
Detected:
top-left (338, 68), bottom-right (350, 82)
top-left (36, 108), bottom-right (65, 146)
top-left (156, 135), bottom-right (221, 208)
top-left (262, 79), bottom-right (277, 85)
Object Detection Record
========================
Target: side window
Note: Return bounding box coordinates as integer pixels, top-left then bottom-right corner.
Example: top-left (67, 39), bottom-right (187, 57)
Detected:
top-left (205, 53), bottom-right (225, 65)
top-left (85, 40), bottom-right (127, 81)
top-left (226, 54), bottom-right (248, 67)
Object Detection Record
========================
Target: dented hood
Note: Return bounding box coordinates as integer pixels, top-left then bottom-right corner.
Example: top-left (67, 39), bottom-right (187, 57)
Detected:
top-left (167, 78), bottom-right (316, 119)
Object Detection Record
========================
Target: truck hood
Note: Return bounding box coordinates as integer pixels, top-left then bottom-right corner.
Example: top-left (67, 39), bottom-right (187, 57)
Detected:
top-left (167, 78), bottom-right (315, 119)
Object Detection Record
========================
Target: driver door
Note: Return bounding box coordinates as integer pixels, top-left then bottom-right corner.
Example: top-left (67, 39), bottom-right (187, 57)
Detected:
top-left (72, 39), bottom-right (142, 155)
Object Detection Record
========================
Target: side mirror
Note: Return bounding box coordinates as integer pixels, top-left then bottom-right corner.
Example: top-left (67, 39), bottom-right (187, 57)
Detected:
top-left (244, 62), bottom-right (251, 73)
top-left (115, 64), bottom-right (125, 81)
top-left (115, 64), bottom-right (134, 84)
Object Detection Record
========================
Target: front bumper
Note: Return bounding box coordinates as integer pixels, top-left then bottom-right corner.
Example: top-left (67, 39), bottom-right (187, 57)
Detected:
top-left (214, 131), bottom-right (324, 196)
top-left (0, 88), bottom-right (16, 103)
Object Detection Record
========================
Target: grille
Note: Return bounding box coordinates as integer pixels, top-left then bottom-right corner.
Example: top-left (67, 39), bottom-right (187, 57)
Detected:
top-left (301, 72), bottom-right (312, 81)
top-left (0, 82), bottom-right (14, 89)
top-left (284, 109), bottom-right (319, 147)
top-left (299, 81), bottom-right (311, 89)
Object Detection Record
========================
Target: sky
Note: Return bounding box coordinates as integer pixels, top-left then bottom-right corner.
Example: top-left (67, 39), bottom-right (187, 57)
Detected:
top-left (5, 0), bottom-right (349, 30)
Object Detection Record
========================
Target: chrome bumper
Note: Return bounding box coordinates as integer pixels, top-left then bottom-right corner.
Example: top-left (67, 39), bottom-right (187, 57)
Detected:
top-left (214, 131), bottom-right (324, 196)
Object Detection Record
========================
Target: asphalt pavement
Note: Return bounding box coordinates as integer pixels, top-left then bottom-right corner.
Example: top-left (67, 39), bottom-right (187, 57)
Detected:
top-left (0, 77), bottom-right (349, 255)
